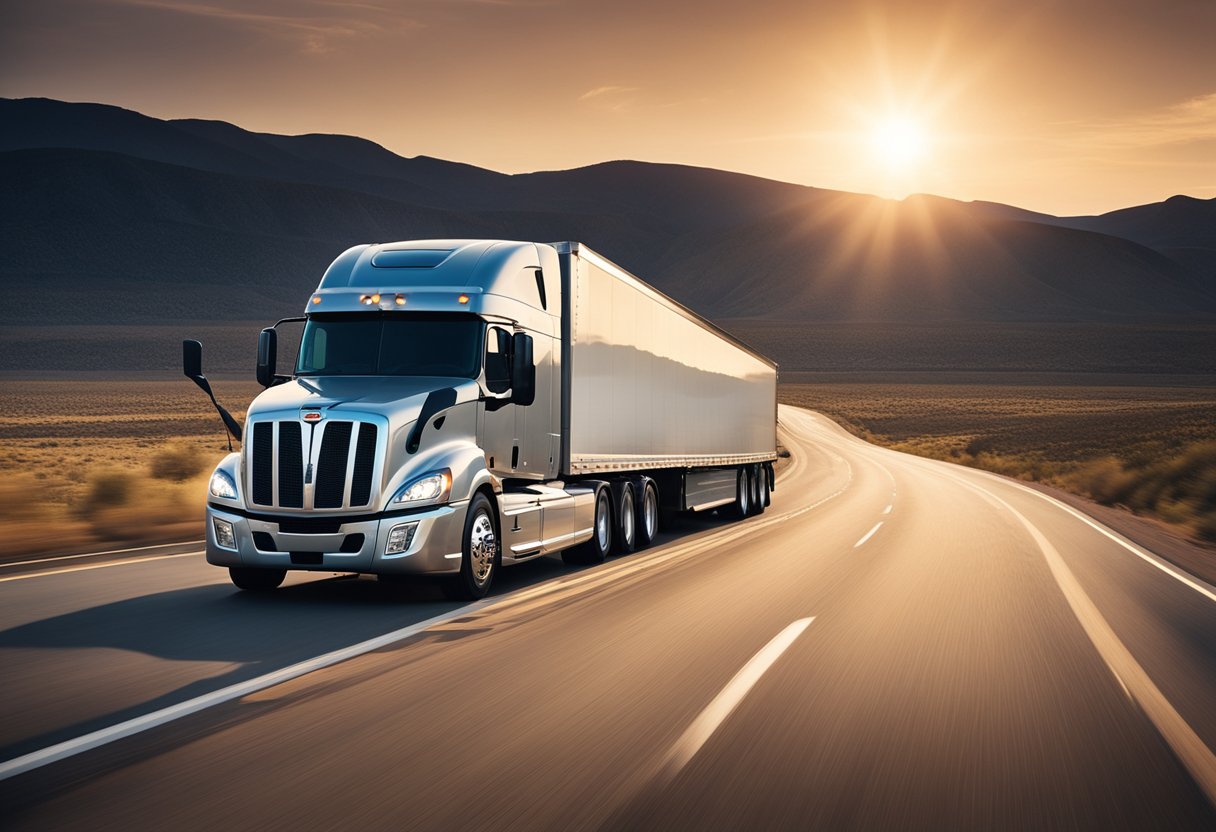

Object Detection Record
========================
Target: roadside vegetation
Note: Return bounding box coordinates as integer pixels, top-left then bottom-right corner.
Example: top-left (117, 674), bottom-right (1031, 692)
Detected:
top-left (781, 383), bottom-right (1216, 545)
top-left (0, 379), bottom-right (260, 558)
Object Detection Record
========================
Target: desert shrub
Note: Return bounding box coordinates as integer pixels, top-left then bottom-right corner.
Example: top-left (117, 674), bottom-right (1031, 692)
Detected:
top-left (1068, 458), bottom-right (1135, 504)
top-left (81, 469), bottom-right (137, 515)
top-left (1197, 512), bottom-right (1216, 544)
top-left (0, 473), bottom-right (49, 521)
top-left (150, 441), bottom-right (205, 481)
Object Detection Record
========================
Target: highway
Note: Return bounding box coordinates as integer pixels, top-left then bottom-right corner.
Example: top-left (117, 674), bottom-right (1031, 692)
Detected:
top-left (3, 405), bottom-right (1216, 829)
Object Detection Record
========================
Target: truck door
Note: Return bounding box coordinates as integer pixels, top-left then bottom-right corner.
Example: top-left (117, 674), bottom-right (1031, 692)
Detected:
top-left (514, 328), bottom-right (556, 479)
top-left (481, 325), bottom-right (516, 475)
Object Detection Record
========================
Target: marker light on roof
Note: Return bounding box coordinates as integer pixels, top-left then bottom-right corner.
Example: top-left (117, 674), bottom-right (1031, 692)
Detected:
top-left (311, 295), bottom-right (321, 305)
top-left (395, 294), bottom-right (406, 306)
top-left (371, 293), bottom-right (381, 304)
top-left (360, 294), bottom-right (375, 305)
top-left (458, 294), bottom-right (470, 305)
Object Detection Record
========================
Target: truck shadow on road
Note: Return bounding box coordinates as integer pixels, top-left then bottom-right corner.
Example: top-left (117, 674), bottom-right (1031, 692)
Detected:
top-left (0, 514), bottom-right (728, 760)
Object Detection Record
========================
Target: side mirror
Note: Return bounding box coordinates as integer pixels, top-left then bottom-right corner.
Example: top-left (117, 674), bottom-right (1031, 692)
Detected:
top-left (182, 338), bottom-right (243, 446)
top-left (510, 333), bottom-right (535, 406)
top-left (256, 327), bottom-right (277, 388)
top-left (183, 339), bottom-right (203, 380)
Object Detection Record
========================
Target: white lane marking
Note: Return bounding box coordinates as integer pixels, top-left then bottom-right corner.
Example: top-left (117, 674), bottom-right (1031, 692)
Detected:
top-left (965, 468), bottom-right (1216, 605)
top-left (661, 618), bottom-right (814, 779)
top-left (0, 552), bottom-right (202, 584)
top-left (882, 505), bottom-right (892, 515)
top-left (0, 599), bottom-right (493, 782)
top-left (854, 522), bottom-right (883, 548)
top-left (950, 475), bottom-right (1216, 805)
top-left (0, 540), bottom-right (204, 568)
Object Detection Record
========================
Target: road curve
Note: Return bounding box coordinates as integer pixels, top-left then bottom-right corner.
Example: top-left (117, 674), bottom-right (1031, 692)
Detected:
top-left (2, 406), bottom-right (1216, 830)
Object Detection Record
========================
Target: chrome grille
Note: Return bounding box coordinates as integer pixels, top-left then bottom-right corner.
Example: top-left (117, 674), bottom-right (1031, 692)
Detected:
top-left (248, 419), bottom-right (380, 510)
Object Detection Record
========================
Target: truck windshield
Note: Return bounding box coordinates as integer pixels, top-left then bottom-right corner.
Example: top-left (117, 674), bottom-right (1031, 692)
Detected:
top-left (296, 313), bottom-right (483, 377)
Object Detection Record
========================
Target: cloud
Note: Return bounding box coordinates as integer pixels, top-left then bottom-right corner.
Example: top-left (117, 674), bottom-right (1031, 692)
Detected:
top-left (1068, 92), bottom-right (1216, 149)
top-left (108, 0), bottom-right (423, 55)
top-left (579, 85), bottom-right (638, 101)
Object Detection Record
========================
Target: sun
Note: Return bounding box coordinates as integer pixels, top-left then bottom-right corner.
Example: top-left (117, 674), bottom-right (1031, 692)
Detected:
top-left (870, 118), bottom-right (929, 170)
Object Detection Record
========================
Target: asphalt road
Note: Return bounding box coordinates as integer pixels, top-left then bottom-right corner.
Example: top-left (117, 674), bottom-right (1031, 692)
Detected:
top-left (3, 405), bottom-right (1216, 830)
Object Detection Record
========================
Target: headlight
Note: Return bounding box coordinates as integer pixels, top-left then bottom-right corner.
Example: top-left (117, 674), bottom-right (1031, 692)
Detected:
top-left (209, 469), bottom-right (238, 500)
top-left (391, 470), bottom-right (451, 506)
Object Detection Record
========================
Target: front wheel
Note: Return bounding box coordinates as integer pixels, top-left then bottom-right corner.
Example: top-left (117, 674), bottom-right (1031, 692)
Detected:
top-left (229, 567), bottom-right (286, 591)
top-left (444, 493), bottom-right (499, 600)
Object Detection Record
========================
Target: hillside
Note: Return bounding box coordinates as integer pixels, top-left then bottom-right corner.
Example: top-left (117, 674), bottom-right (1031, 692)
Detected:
top-left (2, 97), bottom-right (1215, 375)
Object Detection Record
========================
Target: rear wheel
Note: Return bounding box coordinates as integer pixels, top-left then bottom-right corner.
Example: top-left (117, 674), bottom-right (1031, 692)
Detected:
top-left (750, 465), bottom-right (765, 515)
top-left (730, 467), bottom-right (752, 519)
top-left (564, 487), bottom-right (612, 565)
top-left (759, 464), bottom-right (771, 509)
top-left (636, 480), bottom-right (659, 549)
top-left (614, 483), bottom-right (637, 555)
top-left (443, 492), bottom-right (498, 600)
top-left (229, 567), bottom-right (286, 591)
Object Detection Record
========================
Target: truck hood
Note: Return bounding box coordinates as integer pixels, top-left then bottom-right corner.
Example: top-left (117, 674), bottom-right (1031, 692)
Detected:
top-left (247, 376), bottom-right (480, 424)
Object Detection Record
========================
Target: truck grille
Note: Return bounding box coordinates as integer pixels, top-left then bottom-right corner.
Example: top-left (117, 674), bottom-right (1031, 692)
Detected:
top-left (248, 419), bottom-right (380, 510)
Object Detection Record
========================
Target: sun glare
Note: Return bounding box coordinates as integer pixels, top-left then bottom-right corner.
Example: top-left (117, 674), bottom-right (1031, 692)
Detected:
top-left (870, 119), bottom-right (929, 170)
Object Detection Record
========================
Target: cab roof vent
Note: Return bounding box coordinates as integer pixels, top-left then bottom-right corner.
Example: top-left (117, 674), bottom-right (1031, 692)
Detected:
top-left (371, 249), bottom-right (452, 269)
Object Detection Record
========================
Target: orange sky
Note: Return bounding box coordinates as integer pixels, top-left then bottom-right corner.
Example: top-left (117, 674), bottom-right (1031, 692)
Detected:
top-left (2, 0), bottom-right (1213, 215)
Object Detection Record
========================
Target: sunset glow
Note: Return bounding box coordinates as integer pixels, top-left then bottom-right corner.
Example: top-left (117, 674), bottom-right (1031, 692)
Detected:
top-left (869, 119), bottom-right (929, 170)
top-left (0, 0), bottom-right (1212, 214)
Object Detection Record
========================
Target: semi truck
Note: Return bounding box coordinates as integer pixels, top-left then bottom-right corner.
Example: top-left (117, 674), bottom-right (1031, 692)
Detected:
top-left (185, 240), bottom-right (777, 599)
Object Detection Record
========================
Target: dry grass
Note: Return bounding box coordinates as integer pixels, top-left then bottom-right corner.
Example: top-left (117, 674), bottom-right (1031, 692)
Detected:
top-left (781, 383), bottom-right (1216, 543)
top-left (0, 379), bottom-right (261, 557)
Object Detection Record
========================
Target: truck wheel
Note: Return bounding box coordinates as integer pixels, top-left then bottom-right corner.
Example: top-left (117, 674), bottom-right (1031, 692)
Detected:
top-left (563, 487), bottom-right (612, 565)
top-left (731, 467), bottom-right (752, 519)
top-left (229, 567), bottom-right (286, 591)
top-left (750, 465), bottom-right (765, 515)
top-left (759, 464), bottom-right (771, 509)
top-left (614, 483), bottom-right (637, 555)
top-left (444, 492), bottom-right (498, 600)
top-left (636, 480), bottom-right (659, 549)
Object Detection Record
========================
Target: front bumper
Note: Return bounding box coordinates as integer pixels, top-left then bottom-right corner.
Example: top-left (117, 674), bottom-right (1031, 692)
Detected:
top-left (205, 501), bottom-right (467, 575)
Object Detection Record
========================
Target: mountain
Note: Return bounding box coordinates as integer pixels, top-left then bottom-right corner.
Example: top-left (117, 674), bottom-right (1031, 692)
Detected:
top-left (2, 97), bottom-right (1215, 375)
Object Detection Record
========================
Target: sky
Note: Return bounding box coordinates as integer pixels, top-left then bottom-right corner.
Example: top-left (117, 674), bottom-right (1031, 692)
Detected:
top-left (1, 0), bottom-right (1213, 215)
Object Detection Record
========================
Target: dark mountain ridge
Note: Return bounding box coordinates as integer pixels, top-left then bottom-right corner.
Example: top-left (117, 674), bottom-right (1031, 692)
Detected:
top-left (2, 96), bottom-right (1214, 332)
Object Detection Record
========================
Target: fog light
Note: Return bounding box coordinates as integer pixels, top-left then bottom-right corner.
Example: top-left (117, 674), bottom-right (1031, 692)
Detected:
top-left (213, 518), bottom-right (237, 550)
top-left (385, 522), bottom-right (418, 555)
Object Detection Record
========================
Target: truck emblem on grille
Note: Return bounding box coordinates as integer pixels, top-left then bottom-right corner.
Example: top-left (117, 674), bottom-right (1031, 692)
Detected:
top-left (302, 410), bottom-right (323, 422)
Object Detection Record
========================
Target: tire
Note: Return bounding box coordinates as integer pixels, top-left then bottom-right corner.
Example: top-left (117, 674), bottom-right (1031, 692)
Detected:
top-left (759, 464), bottom-right (771, 509)
top-left (229, 567), bottom-right (286, 591)
top-left (750, 465), bottom-right (765, 515)
top-left (443, 492), bottom-right (499, 600)
top-left (636, 480), bottom-right (659, 550)
top-left (730, 467), bottom-right (752, 520)
top-left (563, 487), bottom-right (612, 565)
top-left (613, 483), bottom-right (637, 555)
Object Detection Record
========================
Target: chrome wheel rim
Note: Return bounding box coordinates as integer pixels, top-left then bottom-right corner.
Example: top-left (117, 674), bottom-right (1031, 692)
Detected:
top-left (596, 496), bottom-right (610, 551)
top-left (622, 493), bottom-right (635, 546)
top-left (469, 511), bottom-right (496, 584)
top-left (644, 488), bottom-right (658, 538)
